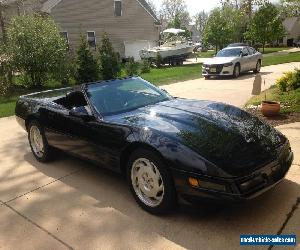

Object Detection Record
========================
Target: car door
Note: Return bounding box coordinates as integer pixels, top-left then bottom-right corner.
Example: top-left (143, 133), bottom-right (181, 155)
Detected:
top-left (240, 48), bottom-right (251, 72)
top-left (247, 47), bottom-right (257, 70)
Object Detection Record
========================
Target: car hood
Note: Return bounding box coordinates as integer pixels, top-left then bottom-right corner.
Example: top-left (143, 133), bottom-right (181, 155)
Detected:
top-left (108, 99), bottom-right (286, 177)
top-left (203, 57), bottom-right (237, 65)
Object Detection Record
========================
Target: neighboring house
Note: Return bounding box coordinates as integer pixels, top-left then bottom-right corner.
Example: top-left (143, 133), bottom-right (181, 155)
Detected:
top-left (282, 17), bottom-right (300, 46)
top-left (41, 0), bottom-right (161, 60)
top-left (187, 24), bottom-right (200, 43)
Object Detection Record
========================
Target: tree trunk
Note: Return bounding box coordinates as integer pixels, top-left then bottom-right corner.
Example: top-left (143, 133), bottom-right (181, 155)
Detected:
top-left (0, 6), bottom-right (7, 43)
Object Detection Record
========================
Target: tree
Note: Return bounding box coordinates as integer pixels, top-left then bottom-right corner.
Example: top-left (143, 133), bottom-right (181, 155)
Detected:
top-left (280, 0), bottom-right (300, 17)
top-left (76, 36), bottom-right (99, 84)
top-left (145, 0), bottom-right (158, 17)
top-left (98, 33), bottom-right (121, 80)
top-left (160, 0), bottom-right (188, 21)
top-left (203, 7), bottom-right (244, 51)
top-left (6, 14), bottom-right (67, 87)
top-left (245, 3), bottom-right (286, 52)
top-left (194, 11), bottom-right (209, 39)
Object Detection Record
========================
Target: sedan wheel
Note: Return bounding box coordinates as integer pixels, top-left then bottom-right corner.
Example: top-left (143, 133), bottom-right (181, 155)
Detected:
top-left (254, 60), bottom-right (261, 73)
top-left (233, 64), bottom-right (240, 78)
top-left (127, 149), bottom-right (176, 214)
top-left (28, 121), bottom-right (53, 162)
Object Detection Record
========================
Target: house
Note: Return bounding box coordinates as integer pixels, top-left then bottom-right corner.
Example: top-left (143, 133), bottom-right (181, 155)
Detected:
top-left (282, 17), bottom-right (300, 46)
top-left (41, 0), bottom-right (161, 60)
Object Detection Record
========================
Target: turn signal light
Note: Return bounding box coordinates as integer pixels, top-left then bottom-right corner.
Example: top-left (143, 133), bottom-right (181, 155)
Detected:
top-left (188, 177), bottom-right (199, 187)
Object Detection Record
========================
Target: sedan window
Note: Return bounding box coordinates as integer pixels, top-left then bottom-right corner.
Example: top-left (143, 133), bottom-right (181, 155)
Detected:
top-left (216, 48), bottom-right (241, 57)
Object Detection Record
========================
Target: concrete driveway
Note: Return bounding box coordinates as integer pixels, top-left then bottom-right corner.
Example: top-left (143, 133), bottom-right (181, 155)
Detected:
top-left (0, 63), bottom-right (300, 249)
top-left (0, 119), bottom-right (300, 249)
top-left (164, 62), bottom-right (300, 107)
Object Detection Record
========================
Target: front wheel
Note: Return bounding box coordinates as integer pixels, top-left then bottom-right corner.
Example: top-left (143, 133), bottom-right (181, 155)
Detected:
top-left (127, 149), bottom-right (177, 214)
top-left (28, 121), bottom-right (53, 162)
top-left (233, 64), bottom-right (240, 78)
top-left (253, 60), bottom-right (261, 73)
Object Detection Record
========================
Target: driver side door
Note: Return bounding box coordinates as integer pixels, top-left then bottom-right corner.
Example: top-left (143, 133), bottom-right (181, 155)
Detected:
top-left (240, 48), bottom-right (251, 72)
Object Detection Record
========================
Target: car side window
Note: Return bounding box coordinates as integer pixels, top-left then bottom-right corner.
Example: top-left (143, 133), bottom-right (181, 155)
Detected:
top-left (248, 47), bottom-right (256, 55)
top-left (55, 91), bottom-right (88, 110)
top-left (242, 48), bottom-right (249, 56)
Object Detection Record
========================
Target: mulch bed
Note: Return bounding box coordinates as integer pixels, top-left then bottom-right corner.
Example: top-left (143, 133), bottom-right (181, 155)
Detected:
top-left (245, 108), bottom-right (300, 127)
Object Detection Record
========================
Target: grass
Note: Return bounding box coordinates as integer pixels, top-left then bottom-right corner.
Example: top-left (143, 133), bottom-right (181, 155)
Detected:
top-left (140, 63), bottom-right (202, 86)
top-left (196, 50), bottom-right (216, 58)
top-left (262, 52), bottom-right (300, 66)
top-left (246, 86), bottom-right (300, 113)
top-left (261, 47), bottom-right (288, 54)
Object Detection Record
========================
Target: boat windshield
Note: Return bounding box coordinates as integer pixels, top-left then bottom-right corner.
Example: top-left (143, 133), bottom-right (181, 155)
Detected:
top-left (216, 48), bottom-right (242, 57)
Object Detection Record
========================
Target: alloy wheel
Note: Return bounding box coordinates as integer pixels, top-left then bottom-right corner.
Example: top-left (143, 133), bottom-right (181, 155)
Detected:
top-left (131, 158), bottom-right (165, 207)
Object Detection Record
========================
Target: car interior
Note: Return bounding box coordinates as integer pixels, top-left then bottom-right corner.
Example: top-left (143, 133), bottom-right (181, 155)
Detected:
top-left (54, 91), bottom-right (88, 110)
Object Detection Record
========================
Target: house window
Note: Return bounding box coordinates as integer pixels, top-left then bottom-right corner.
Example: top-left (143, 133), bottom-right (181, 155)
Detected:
top-left (60, 31), bottom-right (69, 50)
top-left (87, 31), bottom-right (96, 49)
top-left (114, 0), bottom-right (122, 16)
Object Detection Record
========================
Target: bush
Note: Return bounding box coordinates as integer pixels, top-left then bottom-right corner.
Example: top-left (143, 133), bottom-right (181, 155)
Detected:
top-left (6, 14), bottom-right (67, 87)
top-left (98, 33), bottom-right (121, 80)
top-left (0, 58), bottom-right (12, 96)
top-left (156, 52), bottom-right (163, 68)
top-left (124, 57), bottom-right (139, 76)
top-left (140, 59), bottom-right (151, 74)
top-left (76, 36), bottom-right (99, 84)
top-left (276, 68), bottom-right (300, 92)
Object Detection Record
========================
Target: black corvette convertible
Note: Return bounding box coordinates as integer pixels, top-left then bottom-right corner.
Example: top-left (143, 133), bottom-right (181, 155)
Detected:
top-left (15, 77), bottom-right (293, 214)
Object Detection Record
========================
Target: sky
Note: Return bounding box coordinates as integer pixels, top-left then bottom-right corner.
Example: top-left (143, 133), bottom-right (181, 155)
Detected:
top-left (152, 0), bottom-right (279, 16)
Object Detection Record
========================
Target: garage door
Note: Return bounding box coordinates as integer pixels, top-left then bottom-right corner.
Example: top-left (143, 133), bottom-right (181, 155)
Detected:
top-left (124, 40), bottom-right (157, 61)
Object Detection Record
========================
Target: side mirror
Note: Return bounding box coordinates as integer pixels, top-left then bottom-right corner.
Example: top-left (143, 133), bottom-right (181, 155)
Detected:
top-left (69, 106), bottom-right (93, 121)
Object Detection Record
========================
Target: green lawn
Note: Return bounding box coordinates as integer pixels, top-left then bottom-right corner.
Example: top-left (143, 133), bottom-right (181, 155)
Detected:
top-left (262, 52), bottom-right (300, 66)
top-left (140, 63), bottom-right (202, 86)
top-left (261, 47), bottom-right (288, 54)
top-left (246, 86), bottom-right (300, 113)
top-left (196, 50), bottom-right (216, 58)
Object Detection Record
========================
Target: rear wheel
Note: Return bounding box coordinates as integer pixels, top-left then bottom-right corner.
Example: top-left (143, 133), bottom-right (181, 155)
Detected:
top-left (127, 149), bottom-right (177, 214)
top-left (253, 60), bottom-right (261, 73)
top-left (233, 64), bottom-right (240, 78)
top-left (28, 121), bottom-right (53, 162)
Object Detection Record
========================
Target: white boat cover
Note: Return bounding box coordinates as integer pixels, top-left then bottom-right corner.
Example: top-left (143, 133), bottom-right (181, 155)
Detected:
top-left (162, 28), bottom-right (186, 34)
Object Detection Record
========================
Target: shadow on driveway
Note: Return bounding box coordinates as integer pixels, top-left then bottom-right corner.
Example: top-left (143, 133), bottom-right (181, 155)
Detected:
top-left (21, 150), bottom-right (300, 250)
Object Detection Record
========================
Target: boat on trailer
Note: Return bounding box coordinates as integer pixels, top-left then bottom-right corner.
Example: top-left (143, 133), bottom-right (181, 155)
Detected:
top-left (139, 28), bottom-right (194, 66)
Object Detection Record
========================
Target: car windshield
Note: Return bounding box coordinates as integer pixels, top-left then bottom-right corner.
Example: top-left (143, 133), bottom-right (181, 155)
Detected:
top-left (216, 48), bottom-right (241, 57)
top-left (86, 77), bottom-right (172, 116)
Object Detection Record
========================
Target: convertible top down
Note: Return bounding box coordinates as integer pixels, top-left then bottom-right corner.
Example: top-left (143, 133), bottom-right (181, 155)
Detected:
top-left (15, 77), bottom-right (293, 214)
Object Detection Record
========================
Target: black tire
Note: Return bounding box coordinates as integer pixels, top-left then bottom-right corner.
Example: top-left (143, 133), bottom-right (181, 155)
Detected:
top-left (28, 120), bottom-right (53, 162)
top-left (253, 60), bottom-right (261, 73)
top-left (204, 76), bottom-right (210, 80)
top-left (233, 64), bottom-right (240, 78)
top-left (127, 149), bottom-right (177, 214)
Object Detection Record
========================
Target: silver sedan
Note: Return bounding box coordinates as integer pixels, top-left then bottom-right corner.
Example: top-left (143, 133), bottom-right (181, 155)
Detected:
top-left (202, 46), bottom-right (262, 79)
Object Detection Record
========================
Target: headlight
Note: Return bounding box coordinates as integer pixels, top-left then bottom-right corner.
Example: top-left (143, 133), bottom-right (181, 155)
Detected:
top-left (224, 62), bottom-right (233, 67)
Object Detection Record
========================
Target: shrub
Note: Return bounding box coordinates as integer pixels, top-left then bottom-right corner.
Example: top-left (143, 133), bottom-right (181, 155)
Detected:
top-left (6, 14), bottom-right (67, 87)
top-left (76, 36), bottom-right (99, 84)
top-left (276, 69), bottom-right (300, 92)
top-left (140, 59), bottom-right (151, 74)
top-left (0, 58), bottom-right (12, 96)
top-left (124, 57), bottom-right (139, 76)
top-left (98, 33), bottom-right (121, 80)
top-left (156, 52), bottom-right (163, 68)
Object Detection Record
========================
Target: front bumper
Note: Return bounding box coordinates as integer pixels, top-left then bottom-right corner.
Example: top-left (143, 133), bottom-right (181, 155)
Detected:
top-left (202, 64), bottom-right (234, 76)
top-left (172, 147), bottom-right (294, 204)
